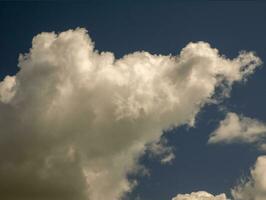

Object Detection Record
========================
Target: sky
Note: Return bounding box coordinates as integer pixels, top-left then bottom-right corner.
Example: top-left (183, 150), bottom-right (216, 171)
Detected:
top-left (0, 1), bottom-right (266, 200)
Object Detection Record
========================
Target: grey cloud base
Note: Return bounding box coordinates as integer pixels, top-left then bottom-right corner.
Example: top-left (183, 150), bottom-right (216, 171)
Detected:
top-left (0, 28), bottom-right (262, 200)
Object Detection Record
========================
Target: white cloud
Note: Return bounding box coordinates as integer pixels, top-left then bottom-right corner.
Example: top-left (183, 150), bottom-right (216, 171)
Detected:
top-left (0, 75), bottom-right (16, 103)
top-left (171, 156), bottom-right (266, 200)
top-left (146, 138), bottom-right (175, 164)
top-left (208, 112), bottom-right (266, 149)
top-left (172, 191), bottom-right (227, 200)
top-left (0, 28), bottom-right (261, 200)
top-left (232, 155), bottom-right (266, 200)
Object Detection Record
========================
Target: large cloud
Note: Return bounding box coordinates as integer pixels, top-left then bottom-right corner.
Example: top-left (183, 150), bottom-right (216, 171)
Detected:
top-left (232, 155), bottom-right (266, 200)
top-left (0, 28), bottom-right (261, 200)
top-left (208, 112), bottom-right (266, 150)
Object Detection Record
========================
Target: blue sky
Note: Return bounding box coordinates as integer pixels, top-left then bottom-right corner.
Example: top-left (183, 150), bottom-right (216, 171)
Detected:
top-left (0, 2), bottom-right (266, 200)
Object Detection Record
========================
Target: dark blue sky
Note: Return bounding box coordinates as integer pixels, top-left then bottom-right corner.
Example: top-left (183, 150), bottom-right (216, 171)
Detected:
top-left (1, 1), bottom-right (266, 200)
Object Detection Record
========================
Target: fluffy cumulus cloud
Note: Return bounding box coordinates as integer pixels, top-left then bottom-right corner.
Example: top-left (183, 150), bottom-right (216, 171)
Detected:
top-left (0, 28), bottom-right (262, 200)
top-left (172, 191), bottom-right (227, 200)
top-left (208, 112), bottom-right (266, 150)
top-left (232, 155), bottom-right (266, 200)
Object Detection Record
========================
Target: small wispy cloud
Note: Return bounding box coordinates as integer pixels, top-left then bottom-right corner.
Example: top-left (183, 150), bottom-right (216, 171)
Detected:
top-left (208, 112), bottom-right (266, 150)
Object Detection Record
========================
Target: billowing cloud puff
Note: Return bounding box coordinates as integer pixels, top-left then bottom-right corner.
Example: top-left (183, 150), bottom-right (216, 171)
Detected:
top-left (172, 191), bottom-right (227, 200)
top-left (0, 28), bottom-right (261, 200)
top-left (208, 112), bottom-right (266, 150)
top-left (232, 156), bottom-right (266, 200)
